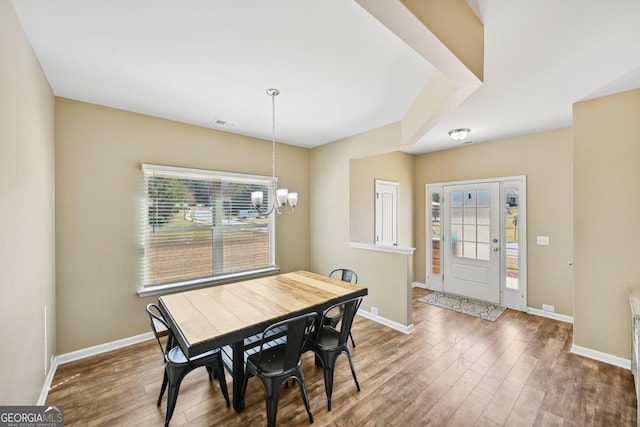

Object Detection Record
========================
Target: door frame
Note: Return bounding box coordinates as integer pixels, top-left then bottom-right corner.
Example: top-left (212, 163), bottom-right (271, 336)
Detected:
top-left (425, 176), bottom-right (527, 311)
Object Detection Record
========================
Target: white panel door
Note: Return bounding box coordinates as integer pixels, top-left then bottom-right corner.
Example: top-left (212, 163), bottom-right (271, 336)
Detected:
top-left (443, 182), bottom-right (501, 303)
top-left (375, 180), bottom-right (398, 246)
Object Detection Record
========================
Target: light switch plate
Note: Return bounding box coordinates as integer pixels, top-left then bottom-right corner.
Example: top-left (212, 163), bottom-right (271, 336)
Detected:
top-left (537, 236), bottom-right (549, 245)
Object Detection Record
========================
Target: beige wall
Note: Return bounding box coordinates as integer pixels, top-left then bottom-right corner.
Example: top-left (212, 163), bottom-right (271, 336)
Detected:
top-left (414, 128), bottom-right (574, 316)
top-left (350, 151), bottom-right (415, 246)
top-left (311, 123), bottom-right (414, 327)
top-left (55, 99), bottom-right (310, 353)
top-left (400, 0), bottom-right (484, 81)
top-left (0, 1), bottom-right (56, 404)
top-left (573, 89), bottom-right (640, 358)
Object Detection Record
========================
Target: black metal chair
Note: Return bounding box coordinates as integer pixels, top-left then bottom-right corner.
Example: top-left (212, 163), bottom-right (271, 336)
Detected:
top-left (240, 312), bottom-right (317, 427)
top-left (146, 303), bottom-right (230, 426)
top-left (328, 268), bottom-right (359, 347)
top-left (307, 296), bottom-right (363, 411)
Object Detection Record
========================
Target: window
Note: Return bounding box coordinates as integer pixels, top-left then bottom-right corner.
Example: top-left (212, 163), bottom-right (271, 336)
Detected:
top-left (139, 164), bottom-right (276, 295)
top-left (430, 191), bottom-right (441, 275)
top-left (504, 186), bottom-right (519, 290)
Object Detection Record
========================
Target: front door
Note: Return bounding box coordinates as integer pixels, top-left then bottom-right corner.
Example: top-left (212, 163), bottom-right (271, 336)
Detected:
top-left (443, 182), bottom-right (501, 303)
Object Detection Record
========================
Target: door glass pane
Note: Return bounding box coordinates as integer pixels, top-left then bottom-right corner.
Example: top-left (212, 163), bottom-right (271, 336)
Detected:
top-left (505, 187), bottom-right (519, 289)
top-left (463, 242), bottom-right (476, 258)
top-left (464, 207), bottom-right (477, 224)
top-left (431, 192), bottom-right (441, 275)
top-left (452, 239), bottom-right (462, 257)
top-left (451, 208), bottom-right (463, 224)
top-left (451, 191), bottom-right (463, 207)
top-left (477, 225), bottom-right (490, 243)
top-left (451, 225), bottom-right (463, 243)
top-left (477, 207), bottom-right (490, 225)
top-left (464, 191), bottom-right (476, 207)
top-left (478, 190), bottom-right (490, 207)
top-left (463, 225), bottom-right (476, 242)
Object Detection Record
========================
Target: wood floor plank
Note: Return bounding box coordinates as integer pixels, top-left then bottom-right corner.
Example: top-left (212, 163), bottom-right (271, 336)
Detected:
top-left (504, 385), bottom-right (546, 427)
top-left (446, 386), bottom-right (495, 427)
top-left (475, 339), bottom-right (528, 394)
top-left (533, 409), bottom-right (565, 427)
top-left (422, 368), bottom-right (484, 426)
top-left (481, 353), bottom-right (538, 424)
top-left (524, 336), bottom-right (565, 392)
top-left (45, 287), bottom-right (637, 426)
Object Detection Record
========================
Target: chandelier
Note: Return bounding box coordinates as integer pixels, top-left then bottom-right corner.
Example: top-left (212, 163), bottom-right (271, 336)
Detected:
top-left (251, 88), bottom-right (298, 215)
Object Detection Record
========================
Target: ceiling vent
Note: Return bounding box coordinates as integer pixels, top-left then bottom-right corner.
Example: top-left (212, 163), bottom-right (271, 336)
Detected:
top-left (212, 119), bottom-right (237, 127)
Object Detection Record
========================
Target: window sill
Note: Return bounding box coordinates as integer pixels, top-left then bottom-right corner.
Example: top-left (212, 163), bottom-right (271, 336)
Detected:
top-left (137, 266), bottom-right (280, 298)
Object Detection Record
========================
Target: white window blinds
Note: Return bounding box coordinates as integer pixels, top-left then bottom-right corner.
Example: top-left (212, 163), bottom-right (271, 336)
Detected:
top-left (141, 164), bottom-right (275, 291)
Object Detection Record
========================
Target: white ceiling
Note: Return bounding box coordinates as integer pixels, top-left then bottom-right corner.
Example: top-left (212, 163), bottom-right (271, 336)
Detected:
top-left (11, 0), bottom-right (640, 154)
top-left (413, 0), bottom-right (640, 153)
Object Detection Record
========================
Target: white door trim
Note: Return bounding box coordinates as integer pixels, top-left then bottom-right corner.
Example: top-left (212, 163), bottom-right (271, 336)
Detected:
top-left (426, 176), bottom-right (527, 310)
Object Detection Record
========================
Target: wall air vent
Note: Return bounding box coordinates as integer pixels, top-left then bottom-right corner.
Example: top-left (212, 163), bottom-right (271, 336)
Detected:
top-left (212, 119), bottom-right (237, 127)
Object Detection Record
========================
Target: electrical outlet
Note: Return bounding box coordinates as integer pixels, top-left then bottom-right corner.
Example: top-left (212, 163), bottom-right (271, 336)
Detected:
top-left (371, 306), bottom-right (379, 315)
top-left (542, 304), bottom-right (555, 312)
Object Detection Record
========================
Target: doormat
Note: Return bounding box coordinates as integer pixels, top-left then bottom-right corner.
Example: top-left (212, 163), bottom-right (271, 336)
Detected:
top-left (418, 291), bottom-right (506, 321)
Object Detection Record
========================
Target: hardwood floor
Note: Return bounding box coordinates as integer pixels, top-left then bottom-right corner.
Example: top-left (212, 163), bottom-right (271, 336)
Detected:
top-left (46, 287), bottom-right (637, 426)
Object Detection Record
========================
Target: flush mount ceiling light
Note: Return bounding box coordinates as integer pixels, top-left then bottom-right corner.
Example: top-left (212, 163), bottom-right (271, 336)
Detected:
top-left (448, 128), bottom-right (470, 141)
top-left (251, 89), bottom-right (298, 216)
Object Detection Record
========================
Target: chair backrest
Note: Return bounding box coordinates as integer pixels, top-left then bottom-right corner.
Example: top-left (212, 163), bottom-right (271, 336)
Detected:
top-left (255, 312), bottom-right (317, 373)
top-left (146, 303), bottom-right (173, 357)
top-left (330, 268), bottom-right (358, 284)
top-left (320, 296), bottom-right (362, 347)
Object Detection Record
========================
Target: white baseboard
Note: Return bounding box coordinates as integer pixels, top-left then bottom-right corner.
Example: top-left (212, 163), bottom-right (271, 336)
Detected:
top-left (412, 282), bottom-right (427, 289)
top-left (39, 332), bottom-right (155, 405)
top-left (357, 309), bottom-right (414, 334)
top-left (55, 332), bottom-right (155, 365)
top-left (571, 344), bottom-right (631, 370)
top-left (37, 355), bottom-right (58, 405)
top-left (526, 307), bottom-right (574, 324)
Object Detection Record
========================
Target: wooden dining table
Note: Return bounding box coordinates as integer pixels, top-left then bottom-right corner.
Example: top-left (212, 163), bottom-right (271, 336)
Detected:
top-left (157, 270), bottom-right (368, 412)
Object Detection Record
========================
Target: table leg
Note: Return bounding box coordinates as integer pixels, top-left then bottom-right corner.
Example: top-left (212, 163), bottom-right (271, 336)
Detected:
top-left (232, 340), bottom-right (244, 412)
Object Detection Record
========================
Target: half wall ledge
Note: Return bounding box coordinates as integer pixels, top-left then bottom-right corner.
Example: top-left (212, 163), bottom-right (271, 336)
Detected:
top-left (348, 242), bottom-right (415, 255)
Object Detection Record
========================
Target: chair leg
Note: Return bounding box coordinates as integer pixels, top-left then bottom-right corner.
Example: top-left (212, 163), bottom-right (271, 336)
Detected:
top-left (157, 369), bottom-right (169, 406)
top-left (317, 351), bottom-right (339, 411)
top-left (164, 384), bottom-right (180, 426)
top-left (205, 366), bottom-right (214, 381)
top-left (216, 365), bottom-right (231, 407)
top-left (349, 331), bottom-right (356, 348)
top-left (164, 369), bottom-right (189, 426)
top-left (239, 371), bottom-right (252, 412)
top-left (266, 395), bottom-right (279, 427)
top-left (295, 369), bottom-right (314, 424)
top-left (344, 348), bottom-right (360, 392)
top-left (262, 377), bottom-right (283, 427)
